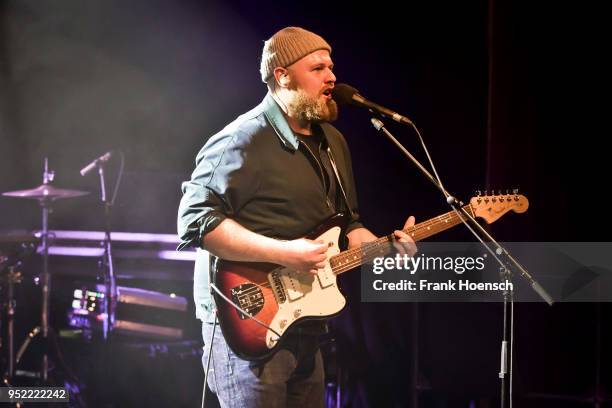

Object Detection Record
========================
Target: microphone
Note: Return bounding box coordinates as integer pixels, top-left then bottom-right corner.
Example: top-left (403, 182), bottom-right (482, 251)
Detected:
top-left (80, 151), bottom-right (113, 176)
top-left (332, 83), bottom-right (413, 125)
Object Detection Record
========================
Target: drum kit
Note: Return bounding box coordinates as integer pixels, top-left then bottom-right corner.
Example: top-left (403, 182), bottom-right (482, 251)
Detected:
top-left (0, 158), bottom-right (115, 385)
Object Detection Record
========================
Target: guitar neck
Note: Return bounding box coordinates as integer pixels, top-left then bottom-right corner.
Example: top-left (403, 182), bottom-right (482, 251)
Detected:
top-left (330, 204), bottom-right (475, 275)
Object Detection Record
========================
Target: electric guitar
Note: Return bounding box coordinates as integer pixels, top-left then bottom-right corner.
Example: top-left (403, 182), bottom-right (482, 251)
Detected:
top-left (212, 193), bottom-right (529, 360)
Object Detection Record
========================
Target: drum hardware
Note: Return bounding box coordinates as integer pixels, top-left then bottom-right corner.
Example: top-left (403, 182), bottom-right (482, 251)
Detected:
top-left (2, 158), bottom-right (89, 382)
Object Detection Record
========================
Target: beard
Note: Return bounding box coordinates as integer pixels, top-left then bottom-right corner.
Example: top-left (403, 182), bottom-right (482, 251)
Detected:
top-left (288, 88), bottom-right (338, 123)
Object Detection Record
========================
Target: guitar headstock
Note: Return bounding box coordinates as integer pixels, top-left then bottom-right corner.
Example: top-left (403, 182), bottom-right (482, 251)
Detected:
top-left (470, 190), bottom-right (529, 224)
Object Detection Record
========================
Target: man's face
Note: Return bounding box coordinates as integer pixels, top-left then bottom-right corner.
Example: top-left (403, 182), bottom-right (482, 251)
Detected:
top-left (285, 49), bottom-right (338, 123)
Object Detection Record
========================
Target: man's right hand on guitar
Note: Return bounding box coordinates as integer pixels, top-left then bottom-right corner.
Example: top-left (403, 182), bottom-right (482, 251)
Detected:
top-left (280, 238), bottom-right (328, 275)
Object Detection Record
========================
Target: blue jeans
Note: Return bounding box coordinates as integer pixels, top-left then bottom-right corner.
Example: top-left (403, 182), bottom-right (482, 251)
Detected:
top-left (201, 322), bottom-right (325, 408)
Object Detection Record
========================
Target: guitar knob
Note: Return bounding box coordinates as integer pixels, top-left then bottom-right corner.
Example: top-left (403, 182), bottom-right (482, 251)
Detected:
top-left (280, 319), bottom-right (287, 328)
top-left (293, 309), bottom-right (302, 318)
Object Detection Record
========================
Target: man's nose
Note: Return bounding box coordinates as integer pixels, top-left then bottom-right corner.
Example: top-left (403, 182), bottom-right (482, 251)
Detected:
top-left (326, 69), bottom-right (336, 83)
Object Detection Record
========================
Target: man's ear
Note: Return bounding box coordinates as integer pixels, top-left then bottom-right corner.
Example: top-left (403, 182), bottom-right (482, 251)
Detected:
top-left (273, 67), bottom-right (290, 88)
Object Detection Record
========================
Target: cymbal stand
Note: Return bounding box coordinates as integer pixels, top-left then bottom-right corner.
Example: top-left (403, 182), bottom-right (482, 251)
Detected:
top-left (13, 158), bottom-right (56, 381)
top-left (39, 157), bottom-right (54, 381)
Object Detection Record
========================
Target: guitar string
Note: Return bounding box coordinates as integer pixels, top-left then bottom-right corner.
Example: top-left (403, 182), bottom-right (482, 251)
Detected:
top-left (233, 206), bottom-right (472, 297)
top-left (233, 198), bottom-right (519, 307)
top-left (232, 204), bottom-right (479, 302)
top-left (233, 212), bottom-right (468, 303)
top-left (232, 198), bottom-right (527, 303)
top-left (228, 197), bottom-right (520, 337)
top-left (236, 195), bottom-right (514, 293)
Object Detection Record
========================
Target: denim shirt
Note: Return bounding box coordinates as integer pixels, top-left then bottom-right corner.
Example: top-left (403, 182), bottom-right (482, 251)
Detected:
top-left (177, 92), bottom-right (363, 322)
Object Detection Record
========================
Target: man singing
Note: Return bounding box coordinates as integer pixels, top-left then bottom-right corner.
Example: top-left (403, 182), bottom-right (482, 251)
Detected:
top-left (178, 26), bottom-right (415, 408)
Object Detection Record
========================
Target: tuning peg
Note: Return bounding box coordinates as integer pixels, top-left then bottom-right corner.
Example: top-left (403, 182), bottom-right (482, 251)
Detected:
top-left (484, 190), bottom-right (488, 196)
top-left (476, 190), bottom-right (481, 197)
top-left (506, 189), bottom-right (510, 195)
top-left (513, 188), bottom-right (519, 195)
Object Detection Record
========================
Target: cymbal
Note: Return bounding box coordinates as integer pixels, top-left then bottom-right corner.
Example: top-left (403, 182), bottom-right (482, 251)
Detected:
top-left (2, 184), bottom-right (89, 201)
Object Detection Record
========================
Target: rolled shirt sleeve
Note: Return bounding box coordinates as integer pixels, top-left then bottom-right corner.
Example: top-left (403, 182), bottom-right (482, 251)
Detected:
top-left (177, 130), bottom-right (260, 250)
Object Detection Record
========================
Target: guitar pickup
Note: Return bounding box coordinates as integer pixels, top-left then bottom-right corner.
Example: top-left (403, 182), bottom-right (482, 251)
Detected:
top-left (278, 268), bottom-right (304, 301)
top-left (268, 270), bottom-right (287, 304)
top-left (316, 265), bottom-right (335, 289)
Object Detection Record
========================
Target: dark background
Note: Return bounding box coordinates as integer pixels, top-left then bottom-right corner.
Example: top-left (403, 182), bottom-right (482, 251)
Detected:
top-left (1, 0), bottom-right (609, 407)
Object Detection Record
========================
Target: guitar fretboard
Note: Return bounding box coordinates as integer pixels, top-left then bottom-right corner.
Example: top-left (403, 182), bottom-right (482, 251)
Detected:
top-left (329, 204), bottom-right (475, 275)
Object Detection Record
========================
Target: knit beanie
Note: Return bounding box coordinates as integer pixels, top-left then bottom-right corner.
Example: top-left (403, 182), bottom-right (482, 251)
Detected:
top-left (260, 27), bottom-right (332, 83)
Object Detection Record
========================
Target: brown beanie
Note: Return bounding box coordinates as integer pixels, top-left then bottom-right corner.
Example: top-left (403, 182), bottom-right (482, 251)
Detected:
top-left (260, 27), bottom-right (332, 83)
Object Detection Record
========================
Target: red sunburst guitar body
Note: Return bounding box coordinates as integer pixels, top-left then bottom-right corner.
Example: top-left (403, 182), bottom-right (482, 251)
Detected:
top-left (212, 213), bottom-right (348, 361)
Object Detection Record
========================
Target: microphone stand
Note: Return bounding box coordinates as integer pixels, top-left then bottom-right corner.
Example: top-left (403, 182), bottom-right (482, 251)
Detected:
top-left (369, 118), bottom-right (553, 408)
top-left (96, 162), bottom-right (116, 339)
top-left (499, 265), bottom-right (513, 408)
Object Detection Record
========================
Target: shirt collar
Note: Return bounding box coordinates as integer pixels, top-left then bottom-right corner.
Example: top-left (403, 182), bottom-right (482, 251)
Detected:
top-left (262, 92), bottom-right (300, 151)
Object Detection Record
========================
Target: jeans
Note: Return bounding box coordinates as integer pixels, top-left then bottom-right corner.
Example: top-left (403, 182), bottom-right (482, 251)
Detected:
top-left (201, 322), bottom-right (325, 408)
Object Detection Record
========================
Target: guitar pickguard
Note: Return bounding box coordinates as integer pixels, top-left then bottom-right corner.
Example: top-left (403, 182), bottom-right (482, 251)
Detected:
top-left (265, 226), bottom-right (345, 348)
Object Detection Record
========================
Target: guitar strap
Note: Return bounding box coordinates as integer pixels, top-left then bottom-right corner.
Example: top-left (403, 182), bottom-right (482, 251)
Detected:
top-left (326, 146), bottom-right (356, 220)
